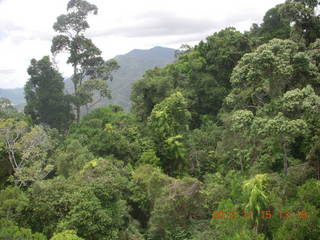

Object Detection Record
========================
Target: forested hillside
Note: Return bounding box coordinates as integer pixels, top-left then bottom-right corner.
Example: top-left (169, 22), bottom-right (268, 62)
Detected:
top-left (0, 0), bottom-right (320, 240)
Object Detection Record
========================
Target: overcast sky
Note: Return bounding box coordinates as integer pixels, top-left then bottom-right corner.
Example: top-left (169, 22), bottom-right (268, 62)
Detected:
top-left (0, 0), bottom-right (284, 89)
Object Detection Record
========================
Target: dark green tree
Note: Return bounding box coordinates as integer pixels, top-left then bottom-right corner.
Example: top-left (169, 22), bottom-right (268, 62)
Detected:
top-left (249, 4), bottom-right (291, 45)
top-left (24, 56), bottom-right (73, 130)
top-left (280, 0), bottom-right (320, 45)
top-left (0, 220), bottom-right (47, 240)
top-left (51, 0), bottom-right (119, 122)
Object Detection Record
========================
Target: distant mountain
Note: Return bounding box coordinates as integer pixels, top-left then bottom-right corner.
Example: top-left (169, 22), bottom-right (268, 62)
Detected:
top-left (66, 46), bottom-right (176, 112)
top-left (1, 46), bottom-right (176, 113)
top-left (0, 88), bottom-right (25, 105)
top-left (107, 46), bottom-right (176, 111)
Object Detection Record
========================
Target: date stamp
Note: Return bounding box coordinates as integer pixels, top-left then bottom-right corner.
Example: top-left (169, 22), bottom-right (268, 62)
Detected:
top-left (211, 210), bottom-right (309, 220)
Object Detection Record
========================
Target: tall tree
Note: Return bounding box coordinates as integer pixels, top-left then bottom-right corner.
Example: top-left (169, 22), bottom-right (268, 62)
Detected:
top-left (51, 0), bottom-right (119, 122)
top-left (25, 56), bottom-right (73, 130)
top-left (249, 4), bottom-right (291, 45)
top-left (280, 0), bottom-right (320, 45)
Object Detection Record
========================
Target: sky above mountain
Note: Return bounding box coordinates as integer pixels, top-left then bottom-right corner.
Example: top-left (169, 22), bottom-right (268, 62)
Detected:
top-left (0, 0), bottom-right (284, 89)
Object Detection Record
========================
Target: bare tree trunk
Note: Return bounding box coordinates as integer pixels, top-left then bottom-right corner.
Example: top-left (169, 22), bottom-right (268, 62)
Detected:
top-left (73, 64), bottom-right (80, 123)
top-left (76, 105), bottom-right (80, 123)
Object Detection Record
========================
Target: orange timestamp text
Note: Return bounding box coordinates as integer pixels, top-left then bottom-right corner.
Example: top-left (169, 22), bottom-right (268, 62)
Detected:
top-left (211, 210), bottom-right (309, 220)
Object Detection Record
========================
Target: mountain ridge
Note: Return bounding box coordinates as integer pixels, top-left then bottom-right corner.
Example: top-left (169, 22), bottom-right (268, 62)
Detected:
top-left (0, 46), bottom-right (176, 112)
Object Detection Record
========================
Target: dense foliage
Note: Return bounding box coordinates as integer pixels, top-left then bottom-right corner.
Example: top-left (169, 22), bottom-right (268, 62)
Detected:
top-left (24, 56), bottom-right (74, 130)
top-left (1, 0), bottom-right (320, 239)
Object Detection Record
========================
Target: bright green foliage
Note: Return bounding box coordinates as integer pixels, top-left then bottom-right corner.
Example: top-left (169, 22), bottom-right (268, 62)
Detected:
top-left (50, 230), bottom-right (83, 240)
top-left (148, 92), bottom-right (191, 174)
top-left (243, 174), bottom-right (270, 231)
top-left (14, 125), bottom-right (55, 185)
top-left (148, 92), bottom-right (191, 140)
top-left (24, 56), bottom-right (73, 130)
top-left (27, 157), bottom-right (131, 239)
top-left (26, 178), bottom-right (78, 237)
top-left (51, 0), bottom-right (119, 122)
top-left (0, 120), bottom-right (54, 186)
top-left (0, 220), bottom-right (47, 240)
top-left (226, 39), bottom-right (319, 110)
top-left (137, 150), bottom-right (160, 166)
top-left (1, 2), bottom-right (320, 240)
top-left (55, 184), bottom-right (127, 240)
top-left (219, 39), bottom-right (320, 175)
top-left (252, 113), bottom-right (308, 175)
top-left (69, 158), bottom-right (132, 240)
top-left (230, 110), bottom-right (254, 132)
top-left (67, 106), bottom-right (143, 163)
top-left (164, 135), bottom-right (186, 174)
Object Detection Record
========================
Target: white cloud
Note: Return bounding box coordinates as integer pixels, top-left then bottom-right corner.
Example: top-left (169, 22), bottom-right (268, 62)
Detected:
top-left (0, 0), bottom-right (285, 88)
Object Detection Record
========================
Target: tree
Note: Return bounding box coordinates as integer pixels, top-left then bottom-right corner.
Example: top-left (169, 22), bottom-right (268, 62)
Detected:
top-left (280, 0), bottom-right (320, 45)
top-left (0, 98), bottom-right (18, 120)
top-left (184, 121), bottom-right (221, 177)
top-left (129, 164), bottom-right (172, 228)
top-left (131, 66), bottom-right (174, 122)
top-left (252, 113), bottom-right (307, 175)
top-left (0, 120), bottom-right (54, 186)
top-left (51, 0), bottom-right (119, 122)
top-left (25, 56), bottom-right (73, 130)
top-left (55, 140), bottom-right (94, 178)
top-left (249, 4), bottom-right (291, 45)
top-left (225, 39), bottom-right (320, 111)
top-left (131, 28), bottom-right (252, 127)
top-left (27, 157), bottom-right (131, 239)
top-left (148, 92), bottom-right (191, 174)
top-left (0, 220), bottom-right (47, 240)
top-left (148, 177), bottom-right (206, 240)
top-left (50, 230), bottom-right (84, 240)
top-left (242, 174), bottom-right (270, 233)
top-left (0, 186), bottom-right (29, 220)
top-left (66, 106), bottom-right (143, 163)
top-left (0, 119), bottom-right (28, 184)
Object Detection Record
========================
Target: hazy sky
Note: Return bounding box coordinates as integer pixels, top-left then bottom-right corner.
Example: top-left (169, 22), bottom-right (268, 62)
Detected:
top-left (0, 0), bottom-right (284, 89)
